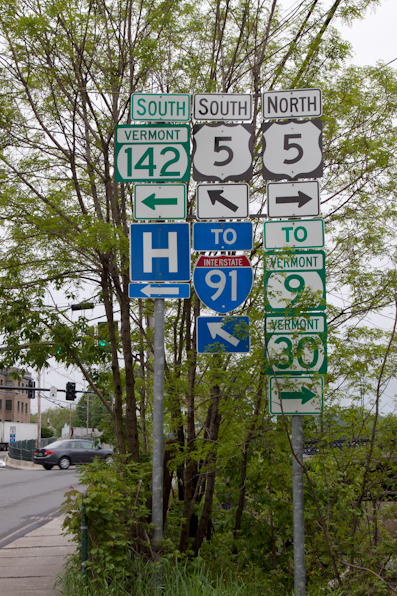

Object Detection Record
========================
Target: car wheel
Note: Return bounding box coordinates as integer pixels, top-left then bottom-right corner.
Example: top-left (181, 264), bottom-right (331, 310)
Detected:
top-left (43, 464), bottom-right (53, 470)
top-left (58, 456), bottom-right (70, 470)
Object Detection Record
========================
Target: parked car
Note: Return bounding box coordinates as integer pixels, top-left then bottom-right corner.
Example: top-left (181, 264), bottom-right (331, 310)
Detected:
top-left (0, 459), bottom-right (6, 468)
top-left (33, 439), bottom-right (113, 470)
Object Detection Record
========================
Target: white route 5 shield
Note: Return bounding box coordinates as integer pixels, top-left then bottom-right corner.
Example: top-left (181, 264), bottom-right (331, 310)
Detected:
top-left (193, 123), bottom-right (253, 182)
top-left (262, 119), bottom-right (322, 181)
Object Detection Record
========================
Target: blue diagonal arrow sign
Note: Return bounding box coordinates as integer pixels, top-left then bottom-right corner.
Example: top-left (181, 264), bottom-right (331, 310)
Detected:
top-left (197, 316), bottom-right (250, 353)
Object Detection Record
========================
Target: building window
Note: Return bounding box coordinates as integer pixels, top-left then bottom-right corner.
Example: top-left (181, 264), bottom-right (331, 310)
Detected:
top-left (17, 401), bottom-right (20, 412)
top-left (6, 380), bottom-right (12, 387)
top-left (18, 381), bottom-right (20, 387)
top-left (25, 403), bottom-right (27, 414)
top-left (0, 379), bottom-right (2, 385)
top-left (0, 399), bottom-right (2, 410)
top-left (5, 400), bottom-right (12, 411)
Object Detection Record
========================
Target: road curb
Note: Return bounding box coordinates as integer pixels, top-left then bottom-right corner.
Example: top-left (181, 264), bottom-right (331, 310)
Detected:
top-left (4, 453), bottom-right (43, 470)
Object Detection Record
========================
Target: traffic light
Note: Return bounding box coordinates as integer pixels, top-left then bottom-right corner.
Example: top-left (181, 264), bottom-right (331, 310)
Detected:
top-left (66, 381), bottom-right (76, 401)
top-left (27, 379), bottom-right (35, 399)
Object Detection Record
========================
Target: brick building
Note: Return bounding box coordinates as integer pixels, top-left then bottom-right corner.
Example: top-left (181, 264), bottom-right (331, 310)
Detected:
top-left (0, 369), bottom-right (33, 423)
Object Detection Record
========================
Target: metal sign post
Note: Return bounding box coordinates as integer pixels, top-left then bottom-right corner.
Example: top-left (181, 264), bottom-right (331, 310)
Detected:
top-left (292, 415), bottom-right (305, 596)
top-left (152, 298), bottom-right (165, 546)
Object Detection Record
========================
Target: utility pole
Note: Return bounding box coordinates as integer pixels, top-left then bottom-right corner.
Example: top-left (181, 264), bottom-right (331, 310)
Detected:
top-left (37, 369), bottom-right (41, 448)
top-left (152, 298), bottom-right (165, 548)
top-left (86, 394), bottom-right (89, 437)
top-left (292, 415), bottom-right (306, 596)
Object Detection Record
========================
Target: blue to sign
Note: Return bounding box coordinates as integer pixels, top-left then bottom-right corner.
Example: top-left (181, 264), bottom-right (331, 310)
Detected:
top-left (197, 316), bottom-right (250, 353)
top-left (129, 283), bottom-right (190, 299)
top-left (193, 222), bottom-right (253, 252)
top-left (130, 223), bottom-right (190, 282)
top-left (193, 255), bottom-right (253, 314)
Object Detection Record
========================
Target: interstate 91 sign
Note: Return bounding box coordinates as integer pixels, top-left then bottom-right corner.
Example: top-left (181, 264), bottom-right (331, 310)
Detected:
top-left (115, 124), bottom-right (190, 183)
top-left (262, 119), bottom-right (322, 181)
top-left (192, 123), bottom-right (253, 182)
top-left (193, 255), bottom-right (253, 314)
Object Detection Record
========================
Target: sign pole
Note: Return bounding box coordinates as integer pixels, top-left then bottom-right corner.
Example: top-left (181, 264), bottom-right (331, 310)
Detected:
top-left (292, 415), bottom-right (305, 596)
top-left (152, 298), bottom-right (165, 547)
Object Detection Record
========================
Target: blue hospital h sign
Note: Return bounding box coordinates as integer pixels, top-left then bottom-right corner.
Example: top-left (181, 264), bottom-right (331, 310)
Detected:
top-left (130, 223), bottom-right (191, 282)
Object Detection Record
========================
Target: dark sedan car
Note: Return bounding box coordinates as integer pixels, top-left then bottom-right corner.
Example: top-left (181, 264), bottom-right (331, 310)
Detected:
top-left (33, 439), bottom-right (113, 470)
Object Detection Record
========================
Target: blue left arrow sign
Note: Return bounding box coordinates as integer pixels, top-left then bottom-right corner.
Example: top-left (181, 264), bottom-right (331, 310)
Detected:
top-left (129, 283), bottom-right (190, 299)
top-left (197, 316), bottom-right (250, 353)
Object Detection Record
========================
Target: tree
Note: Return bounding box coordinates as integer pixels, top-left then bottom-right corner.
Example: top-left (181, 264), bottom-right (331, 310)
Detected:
top-left (1, 0), bottom-right (397, 591)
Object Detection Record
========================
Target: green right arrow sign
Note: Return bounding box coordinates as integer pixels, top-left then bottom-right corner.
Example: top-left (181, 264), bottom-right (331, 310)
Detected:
top-left (269, 376), bottom-right (323, 415)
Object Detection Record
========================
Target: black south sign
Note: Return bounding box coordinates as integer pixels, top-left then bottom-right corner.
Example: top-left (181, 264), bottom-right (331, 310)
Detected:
top-left (193, 123), bottom-right (253, 182)
top-left (262, 119), bottom-right (323, 181)
top-left (193, 93), bottom-right (252, 121)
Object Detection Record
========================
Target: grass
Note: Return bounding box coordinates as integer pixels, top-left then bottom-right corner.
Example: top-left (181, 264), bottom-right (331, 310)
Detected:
top-left (56, 555), bottom-right (347, 596)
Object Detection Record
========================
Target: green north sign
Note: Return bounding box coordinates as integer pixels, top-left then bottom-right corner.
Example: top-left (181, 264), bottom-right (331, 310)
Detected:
top-left (264, 250), bottom-right (326, 314)
top-left (265, 313), bottom-right (327, 375)
top-left (115, 124), bottom-right (190, 183)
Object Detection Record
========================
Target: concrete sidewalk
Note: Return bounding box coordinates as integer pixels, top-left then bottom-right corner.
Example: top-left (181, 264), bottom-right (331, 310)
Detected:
top-left (0, 516), bottom-right (75, 596)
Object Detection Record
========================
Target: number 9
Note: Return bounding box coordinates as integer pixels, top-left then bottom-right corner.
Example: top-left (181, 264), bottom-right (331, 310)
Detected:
top-left (205, 270), bottom-right (226, 300)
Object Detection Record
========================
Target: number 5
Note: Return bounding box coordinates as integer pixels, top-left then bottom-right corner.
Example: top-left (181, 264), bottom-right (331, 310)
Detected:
top-left (284, 134), bottom-right (303, 164)
top-left (214, 137), bottom-right (233, 167)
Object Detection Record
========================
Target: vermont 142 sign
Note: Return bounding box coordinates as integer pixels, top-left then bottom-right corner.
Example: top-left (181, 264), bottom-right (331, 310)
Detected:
top-left (115, 124), bottom-right (190, 183)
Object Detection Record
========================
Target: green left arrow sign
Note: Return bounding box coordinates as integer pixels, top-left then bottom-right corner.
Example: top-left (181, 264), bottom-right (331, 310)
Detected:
top-left (142, 193), bottom-right (178, 211)
top-left (280, 386), bottom-right (316, 404)
top-left (134, 184), bottom-right (186, 220)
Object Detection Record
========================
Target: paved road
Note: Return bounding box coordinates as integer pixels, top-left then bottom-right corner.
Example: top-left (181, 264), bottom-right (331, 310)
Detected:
top-left (0, 460), bottom-right (81, 547)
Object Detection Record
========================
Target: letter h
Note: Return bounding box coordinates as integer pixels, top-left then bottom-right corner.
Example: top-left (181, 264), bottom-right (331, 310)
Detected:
top-left (143, 232), bottom-right (178, 272)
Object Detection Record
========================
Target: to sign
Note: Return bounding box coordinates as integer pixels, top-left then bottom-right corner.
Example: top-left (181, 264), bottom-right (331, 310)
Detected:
top-left (196, 183), bottom-right (249, 220)
top-left (131, 93), bottom-right (190, 121)
top-left (193, 222), bottom-right (252, 252)
top-left (267, 180), bottom-right (320, 218)
top-left (197, 316), bottom-right (250, 353)
top-left (264, 219), bottom-right (324, 249)
top-left (130, 222), bottom-right (190, 282)
top-left (263, 89), bottom-right (322, 120)
top-left (193, 255), bottom-right (253, 314)
top-left (262, 119), bottom-right (322, 181)
top-left (193, 123), bottom-right (253, 182)
top-left (265, 314), bottom-right (327, 375)
top-left (194, 94), bottom-right (252, 121)
top-left (269, 376), bottom-right (323, 415)
top-left (115, 124), bottom-right (190, 183)
top-left (134, 184), bottom-right (186, 220)
top-left (264, 250), bottom-right (326, 313)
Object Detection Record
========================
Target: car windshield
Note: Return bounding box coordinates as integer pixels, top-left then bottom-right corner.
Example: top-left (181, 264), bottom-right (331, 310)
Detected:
top-left (42, 440), bottom-right (65, 449)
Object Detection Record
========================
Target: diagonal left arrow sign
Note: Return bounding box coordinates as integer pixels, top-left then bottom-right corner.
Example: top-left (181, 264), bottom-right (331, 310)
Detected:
top-left (207, 321), bottom-right (240, 346)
